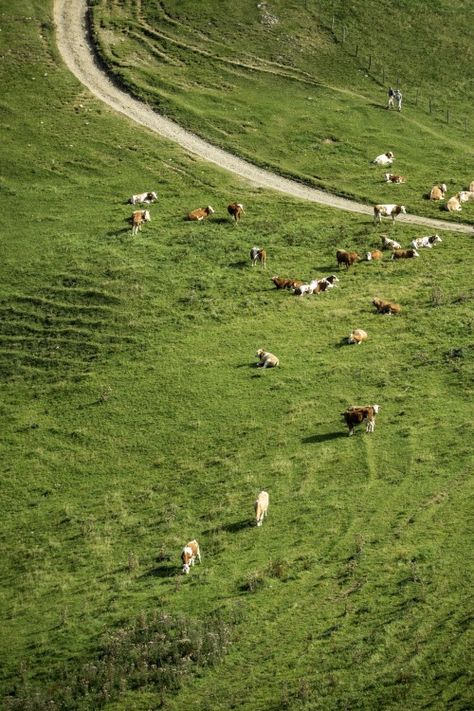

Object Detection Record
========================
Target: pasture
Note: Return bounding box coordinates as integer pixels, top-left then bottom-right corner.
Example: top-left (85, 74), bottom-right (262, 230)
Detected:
top-left (1, 2), bottom-right (473, 710)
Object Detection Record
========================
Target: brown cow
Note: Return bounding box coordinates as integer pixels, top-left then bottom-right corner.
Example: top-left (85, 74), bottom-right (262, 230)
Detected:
top-left (391, 248), bottom-right (419, 259)
top-left (131, 209), bottom-right (151, 235)
top-left (336, 249), bottom-right (360, 270)
top-left (187, 205), bottom-right (215, 221)
top-left (372, 297), bottom-right (401, 315)
top-left (228, 202), bottom-right (245, 222)
top-left (181, 540), bottom-right (201, 574)
top-left (342, 405), bottom-right (380, 436)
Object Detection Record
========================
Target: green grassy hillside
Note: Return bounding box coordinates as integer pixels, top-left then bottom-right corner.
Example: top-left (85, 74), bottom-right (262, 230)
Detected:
top-left (1, 2), bottom-right (473, 710)
top-left (89, 0), bottom-right (474, 222)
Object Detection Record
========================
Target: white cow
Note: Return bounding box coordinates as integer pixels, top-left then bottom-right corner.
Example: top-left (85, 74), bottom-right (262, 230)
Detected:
top-left (254, 491), bottom-right (269, 527)
top-left (128, 191), bottom-right (157, 205)
top-left (373, 204), bottom-right (406, 224)
top-left (411, 235), bottom-right (442, 249)
top-left (372, 151), bottom-right (394, 166)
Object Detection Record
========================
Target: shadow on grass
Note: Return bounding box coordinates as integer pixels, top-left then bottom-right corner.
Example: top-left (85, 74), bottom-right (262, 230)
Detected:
top-left (141, 564), bottom-right (177, 579)
top-left (335, 337), bottom-right (351, 349)
top-left (203, 519), bottom-right (251, 536)
top-left (229, 260), bottom-right (249, 269)
top-left (302, 431), bottom-right (346, 443)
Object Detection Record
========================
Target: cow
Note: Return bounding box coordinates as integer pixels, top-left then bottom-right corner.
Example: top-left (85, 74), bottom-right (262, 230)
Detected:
top-left (181, 540), bottom-right (201, 574)
top-left (366, 250), bottom-right (384, 261)
top-left (384, 173), bottom-right (405, 183)
top-left (293, 279), bottom-right (319, 296)
top-left (228, 202), bottom-right (245, 222)
top-left (256, 349), bottom-right (279, 368)
top-left (250, 247), bottom-right (267, 268)
top-left (372, 151), bottom-right (394, 166)
top-left (429, 184), bottom-right (447, 201)
top-left (411, 235), bottom-right (442, 249)
top-left (373, 297), bottom-right (401, 315)
top-left (254, 490), bottom-right (269, 527)
top-left (128, 191), bottom-right (157, 205)
top-left (457, 191), bottom-right (474, 203)
top-left (187, 205), bottom-right (215, 221)
top-left (348, 329), bottom-right (368, 345)
top-left (313, 277), bottom-right (338, 293)
top-left (271, 276), bottom-right (293, 289)
top-left (470, 181), bottom-right (474, 193)
top-left (131, 209), bottom-right (151, 235)
top-left (342, 405), bottom-right (380, 436)
top-left (391, 248), bottom-right (419, 259)
top-left (336, 249), bottom-right (360, 269)
top-left (381, 235), bottom-right (402, 250)
top-left (445, 196), bottom-right (462, 212)
top-left (373, 204), bottom-right (406, 224)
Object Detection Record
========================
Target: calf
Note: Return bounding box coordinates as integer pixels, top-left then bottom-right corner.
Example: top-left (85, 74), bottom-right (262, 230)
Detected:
top-left (381, 235), bottom-right (402, 250)
top-left (445, 196), bottom-right (462, 212)
top-left (228, 202), bottom-right (245, 222)
top-left (181, 540), bottom-right (201, 574)
top-left (336, 249), bottom-right (360, 270)
top-left (373, 204), bottom-right (406, 224)
top-left (366, 250), bottom-right (384, 261)
top-left (250, 247), bottom-right (267, 268)
top-left (348, 329), bottom-right (368, 345)
top-left (391, 248), bottom-right (419, 260)
top-left (256, 349), bottom-right (279, 368)
top-left (373, 297), bottom-right (401, 315)
top-left (411, 235), bottom-right (442, 249)
top-left (429, 183), bottom-right (447, 201)
top-left (384, 173), bottom-right (405, 183)
top-left (131, 209), bottom-right (151, 235)
top-left (342, 405), bottom-right (380, 436)
top-left (128, 191), bottom-right (157, 205)
top-left (372, 151), bottom-right (394, 166)
top-left (254, 491), bottom-right (269, 527)
top-left (187, 205), bottom-right (215, 221)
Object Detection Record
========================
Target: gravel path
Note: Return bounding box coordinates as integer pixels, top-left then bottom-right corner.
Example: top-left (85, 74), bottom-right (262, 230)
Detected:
top-left (54, 0), bottom-right (472, 234)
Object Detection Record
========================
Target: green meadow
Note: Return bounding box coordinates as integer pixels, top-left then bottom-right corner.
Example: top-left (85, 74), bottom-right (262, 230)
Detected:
top-left (1, 2), bottom-right (473, 710)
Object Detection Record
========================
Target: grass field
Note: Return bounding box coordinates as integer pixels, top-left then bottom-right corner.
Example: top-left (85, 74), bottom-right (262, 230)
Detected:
top-left (89, 0), bottom-right (474, 222)
top-left (1, 1), bottom-right (473, 710)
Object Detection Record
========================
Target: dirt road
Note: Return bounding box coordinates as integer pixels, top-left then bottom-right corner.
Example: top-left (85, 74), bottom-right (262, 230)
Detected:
top-left (54, 0), bottom-right (472, 234)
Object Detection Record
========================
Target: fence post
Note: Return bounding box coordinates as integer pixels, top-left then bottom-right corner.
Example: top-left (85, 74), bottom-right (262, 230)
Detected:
top-left (382, 66), bottom-right (385, 84)
top-left (368, 55), bottom-right (372, 70)
top-left (342, 25), bottom-right (346, 43)
top-left (415, 88), bottom-right (419, 106)
top-left (446, 109), bottom-right (449, 124)
top-left (429, 98), bottom-right (432, 114)
top-left (332, 15), bottom-right (335, 31)
top-left (355, 44), bottom-right (358, 57)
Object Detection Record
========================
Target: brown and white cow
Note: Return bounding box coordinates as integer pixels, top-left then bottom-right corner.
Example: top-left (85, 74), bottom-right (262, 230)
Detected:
top-left (254, 490), bottom-right (269, 527)
top-left (348, 329), bottom-right (368, 345)
top-left (250, 247), bottom-right (267, 268)
top-left (372, 297), bottom-right (401, 315)
top-left (372, 151), bottom-right (394, 166)
top-left (411, 235), bottom-right (442, 249)
top-left (384, 173), bottom-right (405, 183)
top-left (429, 183), bottom-right (447, 201)
top-left (336, 249), bottom-right (360, 269)
top-left (391, 248), bottom-right (419, 259)
top-left (445, 196), bottom-right (462, 212)
top-left (366, 250), bottom-right (384, 261)
top-left (131, 209), bottom-right (151, 235)
top-left (128, 191), bottom-right (157, 205)
top-left (342, 405), bottom-right (380, 436)
top-left (373, 204), bottom-right (406, 224)
top-left (381, 235), bottom-right (402, 250)
top-left (186, 205), bottom-right (215, 221)
top-left (256, 349), bottom-right (279, 368)
top-left (181, 539), bottom-right (201, 574)
top-left (228, 202), bottom-right (245, 222)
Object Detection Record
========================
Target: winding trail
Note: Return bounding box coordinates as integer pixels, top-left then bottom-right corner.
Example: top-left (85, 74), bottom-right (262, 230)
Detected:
top-left (54, 0), bottom-right (472, 234)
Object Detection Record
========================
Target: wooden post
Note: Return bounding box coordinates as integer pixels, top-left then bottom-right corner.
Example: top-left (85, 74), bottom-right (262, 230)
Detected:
top-left (415, 87), bottom-right (419, 106)
top-left (332, 15), bottom-right (335, 31)
top-left (382, 66), bottom-right (385, 84)
top-left (355, 44), bottom-right (358, 57)
top-left (429, 98), bottom-right (432, 114)
top-left (342, 25), bottom-right (346, 43)
top-left (368, 55), bottom-right (372, 70)
top-left (446, 109), bottom-right (449, 124)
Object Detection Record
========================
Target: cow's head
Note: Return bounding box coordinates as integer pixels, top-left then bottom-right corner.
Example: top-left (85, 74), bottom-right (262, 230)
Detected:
top-left (372, 405), bottom-right (380, 414)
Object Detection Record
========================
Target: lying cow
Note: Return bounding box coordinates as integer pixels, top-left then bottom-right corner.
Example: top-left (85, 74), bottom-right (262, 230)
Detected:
top-left (372, 151), bottom-right (394, 166)
top-left (187, 205), bottom-right (215, 221)
top-left (250, 247), bottom-right (267, 268)
top-left (366, 250), bottom-right (384, 261)
top-left (271, 276), bottom-right (294, 290)
top-left (373, 297), bottom-right (401, 315)
top-left (254, 490), bottom-right (269, 527)
top-left (381, 235), bottom-right (402, 250)
top-left (429, 183), bottom-right (447, 201)
top-left (128, 191), bottom-right (157, 205)
top-left (391, 248), bottom-right (419, 259)
top-left (384, 173), bottom-right (405, 183)
top-left (342, 405), bottom-right (380, 436)
top-left (411, 235), bottom-right (442, 249)
top-left (336, 249), bottom-right (360, 270)
top-left (256, 349), bottom-right (279, 368)
top-left (228, 202), bottom-right (245, 222)
top-left (181, 539), bottom-right (201, 574)
top-left (373, 204), bottom-right (406, 224)
top-left (445, 196), bottom-right (462, 212)
top-left (131, 209), bottom-right (151, 235)
top-left (348, 328), bottom-right (368, 345)
top-left (293, 279), bottom-right (319, 296)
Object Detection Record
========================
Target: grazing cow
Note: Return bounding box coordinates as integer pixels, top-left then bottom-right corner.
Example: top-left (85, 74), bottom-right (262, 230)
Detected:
top-left (348, 328), bottom-right (368, 345)
top-left (373, 204), bottom-right (406, 224)
top-left (131, 209), bottom-right (151, 235)
top-left (128, 191), bottom-right (157, 205)
top-left (391, 248), bottom-right (419, 260)
top-left (384, 173), bottom-right (406, 183)
top-left (342, 405), bottom-right (380, 436)
top-left (187, 205), bottom-right (215, 221)
top-left (250, 247), bottom-right (267, 268)
top-left (457, 191), bottom-right (474, 203)
top-left (372, 151), bottom-right (394, 166)
top-left (336, 249), bottom-right (360, 269)
top-left (256, 349), bottom-right (279, 368)
top-left (429, 183), bottom-right (447, 200)
top-left (411, 235), bottom-right (442, 249)
top-left (366, 250), bottom-right (384, 261)
top-left (381, 235), bottom-right (402, 250)
top-left (228, 202), bottom-right (245, 222)
top-left (181, 540), bottom-right (201, 574)
top-left (254, 490), bottom-right (269, 527)
top-left (373, 297), bottom-right (401, 315)
top-left (445, 196), bottom-right (462, 212)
